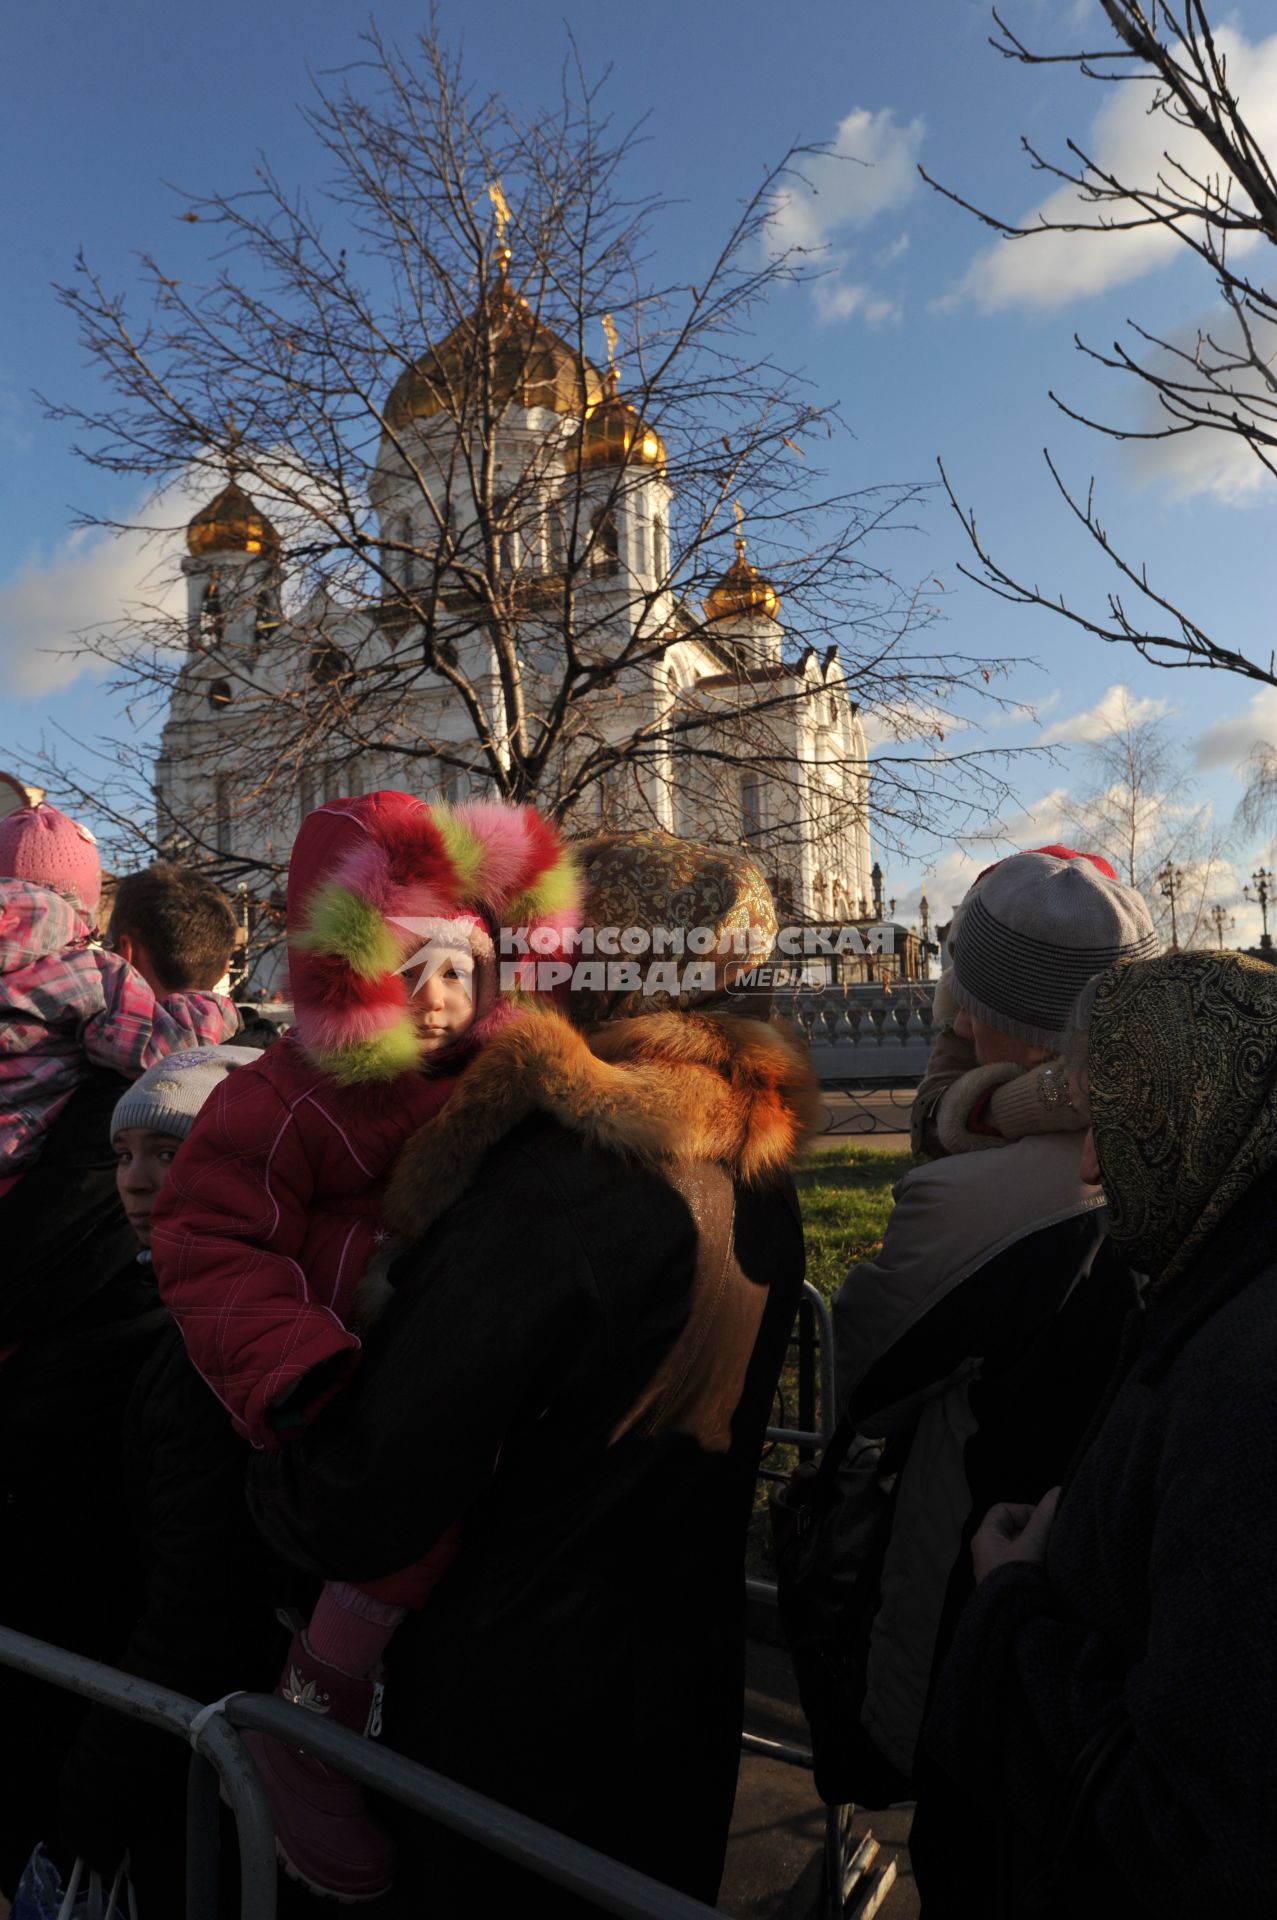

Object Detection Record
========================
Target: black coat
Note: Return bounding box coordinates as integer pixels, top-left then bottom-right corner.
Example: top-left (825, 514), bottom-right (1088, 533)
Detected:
top-left (0, 1075), bottom-right (165, 1896)
top-left (56, 1321), bottom-right (293, 1901)
top-left (251, 1102), bottom-right (806, 1914)
top-left (925, 1164), bottom-right (1277, 1920)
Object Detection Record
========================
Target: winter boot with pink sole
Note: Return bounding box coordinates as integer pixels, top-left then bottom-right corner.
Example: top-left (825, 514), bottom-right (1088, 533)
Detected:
top-left (242, 1629), bottom-right (395, 1903)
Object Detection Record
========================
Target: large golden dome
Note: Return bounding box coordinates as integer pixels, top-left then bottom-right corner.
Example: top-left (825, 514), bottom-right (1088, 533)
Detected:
top-left (565, 368), bottom-right (666, 473)
top-left (186, 478), bottom-right (279, 559)
top-left (704, 538), bottom-right (780, 623)
top-left (386, 264), bottom-right (604, 428)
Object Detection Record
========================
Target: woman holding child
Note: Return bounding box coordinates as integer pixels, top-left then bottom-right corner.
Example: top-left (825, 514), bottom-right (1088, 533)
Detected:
top-left (248, 825), bottom-right (818, 1914)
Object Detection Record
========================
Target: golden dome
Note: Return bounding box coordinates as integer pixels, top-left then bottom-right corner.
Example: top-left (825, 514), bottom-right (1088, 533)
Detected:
top-left (704, 538), bottom-right (781, 623)
top-left (565, 368), bottom-right (666, 473)
top-left (386, 262), bottom-right (604, 429)
top-left (186, 478), bottom-right (279, 559)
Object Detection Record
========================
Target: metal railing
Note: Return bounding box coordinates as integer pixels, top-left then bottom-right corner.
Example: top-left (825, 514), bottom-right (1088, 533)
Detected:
top-left (0, 1285), bottom-right (883, 1920)
top-left (0, 1629), bottom-right (725, 1920)
top-left (743, 1284), bottom-right (897, 1919)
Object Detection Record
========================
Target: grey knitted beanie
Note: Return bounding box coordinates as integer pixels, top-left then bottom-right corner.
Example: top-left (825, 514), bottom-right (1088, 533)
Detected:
top-left (951, 852), bottom-right (1158, 1049)
top-left (111, 1045), bottom-right (261, 1141)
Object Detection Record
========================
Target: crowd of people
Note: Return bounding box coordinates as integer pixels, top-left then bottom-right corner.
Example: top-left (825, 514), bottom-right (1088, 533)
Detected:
top-left (0, 798), bottom-right (1273, 1919)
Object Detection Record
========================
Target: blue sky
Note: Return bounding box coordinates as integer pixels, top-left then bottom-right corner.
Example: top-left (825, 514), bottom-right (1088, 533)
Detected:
top-left (3, 0), bottom-right (1276, 940)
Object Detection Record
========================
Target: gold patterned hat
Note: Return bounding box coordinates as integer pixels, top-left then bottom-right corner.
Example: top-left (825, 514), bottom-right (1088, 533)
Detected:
top-left (568, 830), bottom-right (778, 1026)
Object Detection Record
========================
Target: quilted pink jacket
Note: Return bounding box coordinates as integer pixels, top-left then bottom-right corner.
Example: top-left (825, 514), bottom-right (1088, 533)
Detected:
top-left (0, 878), bottom-right (239, 1172)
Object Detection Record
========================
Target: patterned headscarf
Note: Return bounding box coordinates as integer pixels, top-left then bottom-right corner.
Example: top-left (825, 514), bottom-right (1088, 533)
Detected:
top-left (1088, 950), bottom-right (1277, 1290)
top-left (569, 830), bottom-right (778, 1026)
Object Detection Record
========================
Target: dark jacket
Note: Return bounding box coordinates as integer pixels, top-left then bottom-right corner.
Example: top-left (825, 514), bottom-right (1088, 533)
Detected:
top-left (832, 1132), bottom-right (1127, 1784)
top-left (251, 1008), bottom-right (816, 1914)
top-left (57, 1320), bottom-right (293, 1900)
top-left (925, 1164), bottom-right (1277, 1920)
top-left (0, 1066), bottom-right (138, 1341)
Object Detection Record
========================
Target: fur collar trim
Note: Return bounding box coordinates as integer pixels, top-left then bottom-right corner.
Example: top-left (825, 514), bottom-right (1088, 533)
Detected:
top-left (384, 1008), bottom-right (820, 1244)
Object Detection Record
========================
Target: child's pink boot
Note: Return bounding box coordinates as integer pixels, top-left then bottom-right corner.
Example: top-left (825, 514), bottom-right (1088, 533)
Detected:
top-left (242, 1629), bottom-right (395, 1903)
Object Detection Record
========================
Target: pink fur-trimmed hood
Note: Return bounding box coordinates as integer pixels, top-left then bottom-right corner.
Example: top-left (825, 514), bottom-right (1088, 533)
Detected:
top-left (286, 789), bottom-right (581, 1084)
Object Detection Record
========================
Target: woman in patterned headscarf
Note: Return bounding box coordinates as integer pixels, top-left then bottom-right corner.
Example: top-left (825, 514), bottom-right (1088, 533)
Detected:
top-left (922, 950), bottom-right (1277, 1920)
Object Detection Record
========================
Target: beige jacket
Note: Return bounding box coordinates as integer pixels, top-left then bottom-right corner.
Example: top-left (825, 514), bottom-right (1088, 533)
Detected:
top-left (832, 1132), bottom-right (1107, 1777)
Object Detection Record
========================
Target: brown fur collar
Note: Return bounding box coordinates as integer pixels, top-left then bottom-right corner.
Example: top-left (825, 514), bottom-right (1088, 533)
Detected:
top-left (383, 1006), bottom-right (821, 1246)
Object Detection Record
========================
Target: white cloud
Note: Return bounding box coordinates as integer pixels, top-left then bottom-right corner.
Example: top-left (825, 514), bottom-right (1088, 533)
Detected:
top-left (876, 232), bottom-right (911, 269)
top-left (768, 106), bottom-right (923, 327)
top-left (770, 108), bottom-right (926, 254)
top-left (0, 452), bottom-right (344, 701)
top-left (813, 278), bottom-right (901, 328)
top-left (1038, 683), bottom-right (1172, 746)
top-left (1194, 687), bottom-right (1277, 771)
top-left (949, 22), bottom-right (1277, 313)
top-left (0, 506), bottom-right (190, 699)
top-left (1123, 310), bottom-right (1277, 506)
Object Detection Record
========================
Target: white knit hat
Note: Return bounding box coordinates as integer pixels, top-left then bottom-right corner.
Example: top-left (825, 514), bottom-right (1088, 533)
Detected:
top-left (951, 852), bottom-right (1158, 1049)
top-left (111, 1046), bottom-right (261, 1141)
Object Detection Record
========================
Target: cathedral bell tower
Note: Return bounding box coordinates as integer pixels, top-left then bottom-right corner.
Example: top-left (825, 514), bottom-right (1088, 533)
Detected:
top-left (182, 473), bottom-right (281, 669)
top-left (564, 317), bottom-right (669, 593)
top-left (702, 519), bottom-right (782, 668)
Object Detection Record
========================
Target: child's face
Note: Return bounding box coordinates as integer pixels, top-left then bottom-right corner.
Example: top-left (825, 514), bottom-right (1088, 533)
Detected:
top-left (408, 953), bottom-right (477, 1053)
top-left (114, 1126), bottom-right (183, 1246)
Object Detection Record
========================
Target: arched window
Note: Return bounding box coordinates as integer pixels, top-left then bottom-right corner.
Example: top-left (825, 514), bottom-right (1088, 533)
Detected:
top-left (254, 591), bottom-right (280, 645)
top-left (589, 508), bottom-right (619, 579)
top-left (740, 772), bottom-right (763, 844)
top-left (308, 639), bottom-right (352, 690)
top-left (546, 501), bottom-right (568, 574)
top-left (200, 573), bottom-right (224, 646)
top-left (770, 874), bottom-right (795, 920)
top-left (207, 678), bottom-right (233, 711)
top-left (652, 513), bottom-right (668, 579)
top-left (214, 773), bottom-right (233, 855)
top-left (398, 514), bottom-right (415, 590)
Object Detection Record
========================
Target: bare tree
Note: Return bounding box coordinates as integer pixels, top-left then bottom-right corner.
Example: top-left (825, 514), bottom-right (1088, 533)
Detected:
top-left (1063, 690), bottom-right (1231, 946)
top-left (928, 1), bottom-right (1277, 688)
top-left (28, 22), bottom-right (1024, 929)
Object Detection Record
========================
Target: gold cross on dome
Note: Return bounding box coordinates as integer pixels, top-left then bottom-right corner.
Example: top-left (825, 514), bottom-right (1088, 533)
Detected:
top-left (601, 312), bottom-right (619, 372)
top-left (487, 181), bottom-right (511, 254)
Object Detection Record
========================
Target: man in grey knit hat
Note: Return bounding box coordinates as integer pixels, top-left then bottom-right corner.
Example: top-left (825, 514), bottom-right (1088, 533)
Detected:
top-left (828, 851), bottom-right (1156, 1914)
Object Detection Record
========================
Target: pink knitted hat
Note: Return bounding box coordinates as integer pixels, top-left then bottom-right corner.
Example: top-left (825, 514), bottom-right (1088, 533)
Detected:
top-left (0, 804), bottom-right (102, 913)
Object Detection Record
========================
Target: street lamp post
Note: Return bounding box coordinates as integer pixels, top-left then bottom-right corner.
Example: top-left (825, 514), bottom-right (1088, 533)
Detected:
top-left (1208, 902), bottom-right (1235, 949)
top-left (1245, 868), bottom-right (1273, 951)
top-left (1158, 862), bottom-right (1184, 951)
top-left (919, 892), bottom-right (931, 981)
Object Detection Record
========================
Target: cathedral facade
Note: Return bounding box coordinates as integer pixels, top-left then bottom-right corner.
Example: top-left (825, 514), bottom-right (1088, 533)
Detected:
top-left (155, 260), bottom-right (873, 991)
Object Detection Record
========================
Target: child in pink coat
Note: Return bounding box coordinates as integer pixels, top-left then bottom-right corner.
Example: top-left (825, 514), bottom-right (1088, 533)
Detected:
top-left (0, 804), bottom-right (238, 1204)
top-left (151, 788), bottom-right (580, 1902)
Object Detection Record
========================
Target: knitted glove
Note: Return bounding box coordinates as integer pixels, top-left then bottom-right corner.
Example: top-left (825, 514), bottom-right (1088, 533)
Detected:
top-left (935, 1062), bottom-right (1021, 1155)
top-left (987, 1060), bottom-right (1086, 1140)
top-left (910, 1019), bottom-right (980, 1159)
top-left (934, 1059), bottom-right (1085, 1155)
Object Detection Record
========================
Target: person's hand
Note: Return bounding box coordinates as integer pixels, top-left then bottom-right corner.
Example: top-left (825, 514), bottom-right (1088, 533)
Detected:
top-left (972, 1486), bottom-right (1060, 1585)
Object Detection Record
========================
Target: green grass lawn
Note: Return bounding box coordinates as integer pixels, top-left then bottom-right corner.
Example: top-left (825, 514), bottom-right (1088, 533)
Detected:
top-left (795, 1145), bottom-right (913, 1303)
top-left (750, 1144), bottom-right (912, 1576)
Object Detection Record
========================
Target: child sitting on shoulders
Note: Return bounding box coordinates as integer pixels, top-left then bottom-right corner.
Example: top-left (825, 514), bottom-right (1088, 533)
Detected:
top-left (0, 804), bottom-right (239, 1203)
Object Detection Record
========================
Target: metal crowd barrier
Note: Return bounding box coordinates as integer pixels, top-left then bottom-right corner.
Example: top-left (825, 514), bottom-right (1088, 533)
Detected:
top-left (0, 1284), bottom-right (886, 1920)
top-left (0, 1627), bottom-right (726, 1920)
top-left (743, 1282), bottom-right (897, 1920)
